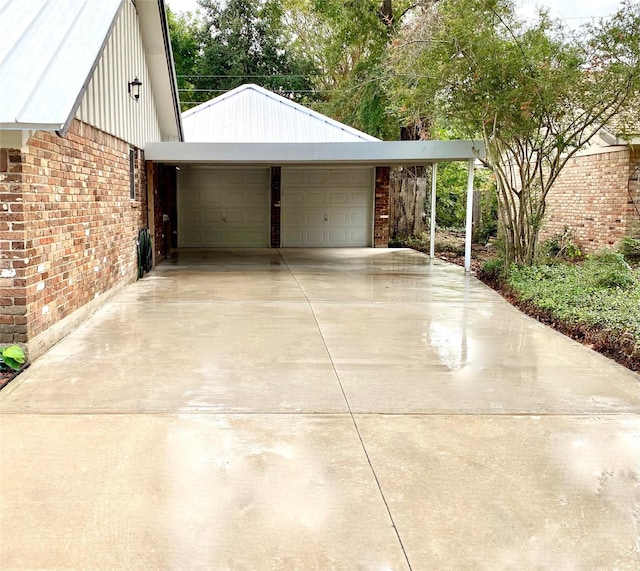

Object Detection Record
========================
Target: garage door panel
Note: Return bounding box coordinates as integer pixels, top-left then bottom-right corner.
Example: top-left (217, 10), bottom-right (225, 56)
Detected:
top-left (286, 191), bottom-right (304, 205)
top-left (179, 168), bottom-right (269, 248)
top-left (282, 168), bottom-right (373, 247)
top-left (307, 211), bottom-right (325, 224)
top-left (223, 211), bottom-right (244, 223)
top-left (326, 171), bottom-right (349, 185)
top-left (328, 192), bottom-right (348, 205)
top-left (350, 192), bottom-right (370, 205)
top-left (182, 190), bottom-right (201, 206)
top-left (224, 193), bottom-right (244, 205)
top-left (282, 211), bottom-right (306, 225)
top-left (307, 192), bottom-right (326, 205)
top-left (182, 210), bottom-right (202, 225)
top-left (182, 229), bottom-right (204, 244)
top-left (246, 192), bottom-right (267, 206)
top-left (307, 172), bottom-right (327, 184)
top-left (202, 211), bottom-right (223, 223)
top-left (245, 171), bottom-right (268, 185)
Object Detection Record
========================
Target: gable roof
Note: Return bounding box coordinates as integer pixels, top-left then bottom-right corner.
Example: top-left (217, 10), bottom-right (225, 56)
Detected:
top-left (0, 0), bottom-right (182, 139)
top-left (182, 84), bottom-right (380, 143)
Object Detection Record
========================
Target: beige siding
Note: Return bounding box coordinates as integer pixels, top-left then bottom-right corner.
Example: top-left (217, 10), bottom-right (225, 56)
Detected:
top-left (77, 0), bottom-right (162, 147)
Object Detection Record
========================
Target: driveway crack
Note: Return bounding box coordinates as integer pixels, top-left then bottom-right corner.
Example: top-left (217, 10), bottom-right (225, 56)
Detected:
top-left (277, 249), bottom-right (414, 571)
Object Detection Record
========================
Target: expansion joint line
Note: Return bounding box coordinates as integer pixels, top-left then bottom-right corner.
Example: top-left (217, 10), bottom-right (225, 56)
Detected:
top-left (276, 250), bottom-right (413, 571)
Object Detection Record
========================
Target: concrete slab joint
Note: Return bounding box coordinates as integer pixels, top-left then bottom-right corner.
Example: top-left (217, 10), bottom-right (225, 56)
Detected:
top-left (1, 249), bottom-right (639, 569)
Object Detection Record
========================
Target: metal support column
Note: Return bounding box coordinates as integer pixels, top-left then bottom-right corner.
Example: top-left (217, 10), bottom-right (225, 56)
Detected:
top-left (464, 159), bottom-right (475, 272)
top-left (430, 163), bottom-right (437, 259)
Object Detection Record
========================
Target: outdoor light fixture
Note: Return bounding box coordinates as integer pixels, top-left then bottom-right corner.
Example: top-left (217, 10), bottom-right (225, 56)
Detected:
top-left (128, 77), bottom-right (142, 101)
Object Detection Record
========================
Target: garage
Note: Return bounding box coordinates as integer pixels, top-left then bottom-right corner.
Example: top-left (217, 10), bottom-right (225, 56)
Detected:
top-left (178, 167), bottom-right (270, 247)
top-left (147, 83), bottom-right (484, 267)
top-left (281, 167), bottom-right (374, 247)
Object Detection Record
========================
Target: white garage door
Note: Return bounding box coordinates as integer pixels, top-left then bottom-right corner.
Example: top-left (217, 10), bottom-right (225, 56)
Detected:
top-left (281, 168), bottom-right (373, 247)
top-left (178, 168), bottom-right (269, 247)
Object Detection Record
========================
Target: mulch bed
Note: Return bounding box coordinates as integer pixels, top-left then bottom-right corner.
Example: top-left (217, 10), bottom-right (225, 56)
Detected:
top-left (0, 365), bottom-right (28, 391)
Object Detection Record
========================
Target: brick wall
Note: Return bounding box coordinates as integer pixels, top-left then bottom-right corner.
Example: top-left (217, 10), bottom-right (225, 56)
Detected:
top-left (541, 147), bottom-right (640, 252)
top-left (270, 166), bottom-right (281, 248)
top-left (374, 167), bottom-right (390, 247)
top-left (0, 119), bottom-right (148, 353)
top-left (0, 148), bottom-right (28, 344)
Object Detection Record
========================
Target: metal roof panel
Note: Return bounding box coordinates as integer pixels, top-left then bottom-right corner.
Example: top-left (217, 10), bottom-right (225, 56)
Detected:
top-left (182, 84), bottom-right (380, 143)
top-left (0, 0), bottom-right (122, 130)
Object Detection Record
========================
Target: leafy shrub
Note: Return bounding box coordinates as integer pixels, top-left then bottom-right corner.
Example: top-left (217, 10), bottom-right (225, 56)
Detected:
top-left (0, 345), bottom-right (25, 371)
top-left (617, 235), bottom-right (640, 263)
top-left (480, 257), bottom-right (506, 281)
top-left (540, 227), bottom-right (582, 260)
top-left (583, 251), bottom-right (634, 289)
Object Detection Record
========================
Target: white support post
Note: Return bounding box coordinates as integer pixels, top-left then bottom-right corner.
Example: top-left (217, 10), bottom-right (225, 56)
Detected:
top-left (430, 163), bottom-right (437, 259)
top-left (464, 159), bottom-right (475, 272)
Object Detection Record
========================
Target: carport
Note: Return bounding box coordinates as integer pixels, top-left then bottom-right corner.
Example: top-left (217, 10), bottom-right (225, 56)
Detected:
top-left (145, 139), bottom-right (485, 271)
top-left (145, 84), bottom-right (485, 269)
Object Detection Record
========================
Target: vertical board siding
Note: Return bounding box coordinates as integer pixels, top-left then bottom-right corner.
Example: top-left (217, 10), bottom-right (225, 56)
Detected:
top-left (77, 0), bottom-right (162, 148)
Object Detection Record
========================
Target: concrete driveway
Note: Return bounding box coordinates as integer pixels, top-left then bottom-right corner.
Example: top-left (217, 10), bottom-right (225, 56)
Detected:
top-left (1, 248), bottom-right (639, 569)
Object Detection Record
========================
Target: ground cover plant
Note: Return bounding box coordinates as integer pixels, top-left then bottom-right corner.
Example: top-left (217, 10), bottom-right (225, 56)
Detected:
top-left (497, 252), bottom-right (640, 371)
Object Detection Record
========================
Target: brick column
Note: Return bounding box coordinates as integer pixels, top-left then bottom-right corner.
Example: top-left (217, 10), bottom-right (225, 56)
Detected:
top-left (0, 148), bottom-right (28, 344)
top-left (270, 166), bottom-right (281, 248)
top-left (374, 166), bottom-right (390, 247)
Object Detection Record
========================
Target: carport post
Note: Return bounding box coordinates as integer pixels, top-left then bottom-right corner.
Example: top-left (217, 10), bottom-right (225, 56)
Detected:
top-left (429, 163), bottom-right (437, 259)
top-left (464, 159), bottom-right (475, 272)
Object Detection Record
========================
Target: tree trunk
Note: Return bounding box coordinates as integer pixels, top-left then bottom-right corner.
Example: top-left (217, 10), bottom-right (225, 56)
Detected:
top-left (390, 167), bottom-right (428, 238)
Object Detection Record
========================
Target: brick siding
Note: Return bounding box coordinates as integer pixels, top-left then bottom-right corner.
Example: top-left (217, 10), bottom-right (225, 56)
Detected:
top-left (270, 167), bottom-right (281, 248)
top-left (541, 147), bottom-right (640, 252)
top-left (374, 167), bottom-right (390, 247)
top-left (0, 119), bottom-right (148, 350)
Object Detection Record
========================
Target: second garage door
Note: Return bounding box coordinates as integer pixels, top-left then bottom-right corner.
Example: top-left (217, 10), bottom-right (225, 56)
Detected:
top-left (178, 168), bottom-right (269, 247)
top-left (281, 168), bottom-right (373, 247)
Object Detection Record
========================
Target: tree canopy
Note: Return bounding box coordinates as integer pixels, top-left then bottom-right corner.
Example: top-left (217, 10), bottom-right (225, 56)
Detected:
top-left (168, 0), bottom-right (316, 109)
top-left (389, 0), bottom-right (640, 264)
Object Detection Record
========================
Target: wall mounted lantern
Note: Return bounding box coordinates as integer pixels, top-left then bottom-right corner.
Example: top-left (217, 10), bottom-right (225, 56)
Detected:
top-left (128, 77), bottom-right (142, 101)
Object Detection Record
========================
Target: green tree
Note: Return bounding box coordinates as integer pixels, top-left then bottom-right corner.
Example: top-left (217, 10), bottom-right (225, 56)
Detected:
top-left (389, 0), bottom-right (640, 265)
top-left (167, 7), bottom-right (207, 111)
top-left (193, 0), bottom-right (316, 102)
top-left (283, 0), bottom-right (415, 139)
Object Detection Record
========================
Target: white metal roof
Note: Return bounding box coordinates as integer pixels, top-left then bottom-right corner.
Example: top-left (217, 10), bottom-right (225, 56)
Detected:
top-left (0, 0), bottom-right (123, 131)
top-left (182, 84), bottom-right (381, 143)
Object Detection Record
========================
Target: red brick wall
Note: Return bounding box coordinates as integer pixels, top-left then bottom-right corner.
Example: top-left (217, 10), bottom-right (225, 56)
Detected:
top-left (374, 167), bottom-right (390, 247)
top-left (0, 149), bottom-right (28, 344)
top-left (0, 119), bottom-right (148, 348)
top-left (541, 147), bottom-right (640, 252)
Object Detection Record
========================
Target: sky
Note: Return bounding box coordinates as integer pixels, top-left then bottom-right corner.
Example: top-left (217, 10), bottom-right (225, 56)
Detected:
top-left (165, 0), bottom-right (626, 24)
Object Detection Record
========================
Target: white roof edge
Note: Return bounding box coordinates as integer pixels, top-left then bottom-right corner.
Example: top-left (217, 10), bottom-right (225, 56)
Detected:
top-left (183, 83), bottom-right (379, 142)
top-left (135, 0), bottom-right (183, 141)
top-left (145, 140), bottom-right (485, 164)
top-left (1, 122), bottom-right (63, 131)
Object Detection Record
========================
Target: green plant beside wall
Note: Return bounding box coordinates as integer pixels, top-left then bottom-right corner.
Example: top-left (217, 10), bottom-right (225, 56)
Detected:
top-left (618, 236), bottom-right (640, 264)
top-left (0, 345), bottom-right (26, 371)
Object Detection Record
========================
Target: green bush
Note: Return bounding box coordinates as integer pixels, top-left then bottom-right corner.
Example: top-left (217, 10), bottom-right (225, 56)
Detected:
top-left (539, 227), bottom-right (582, 260)
top-left (583, 251), bottom-right (634, 290)
top-left (617, 235), bottom-right (640, 263)
top-left (480, 257), bottom-right (506, 280)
